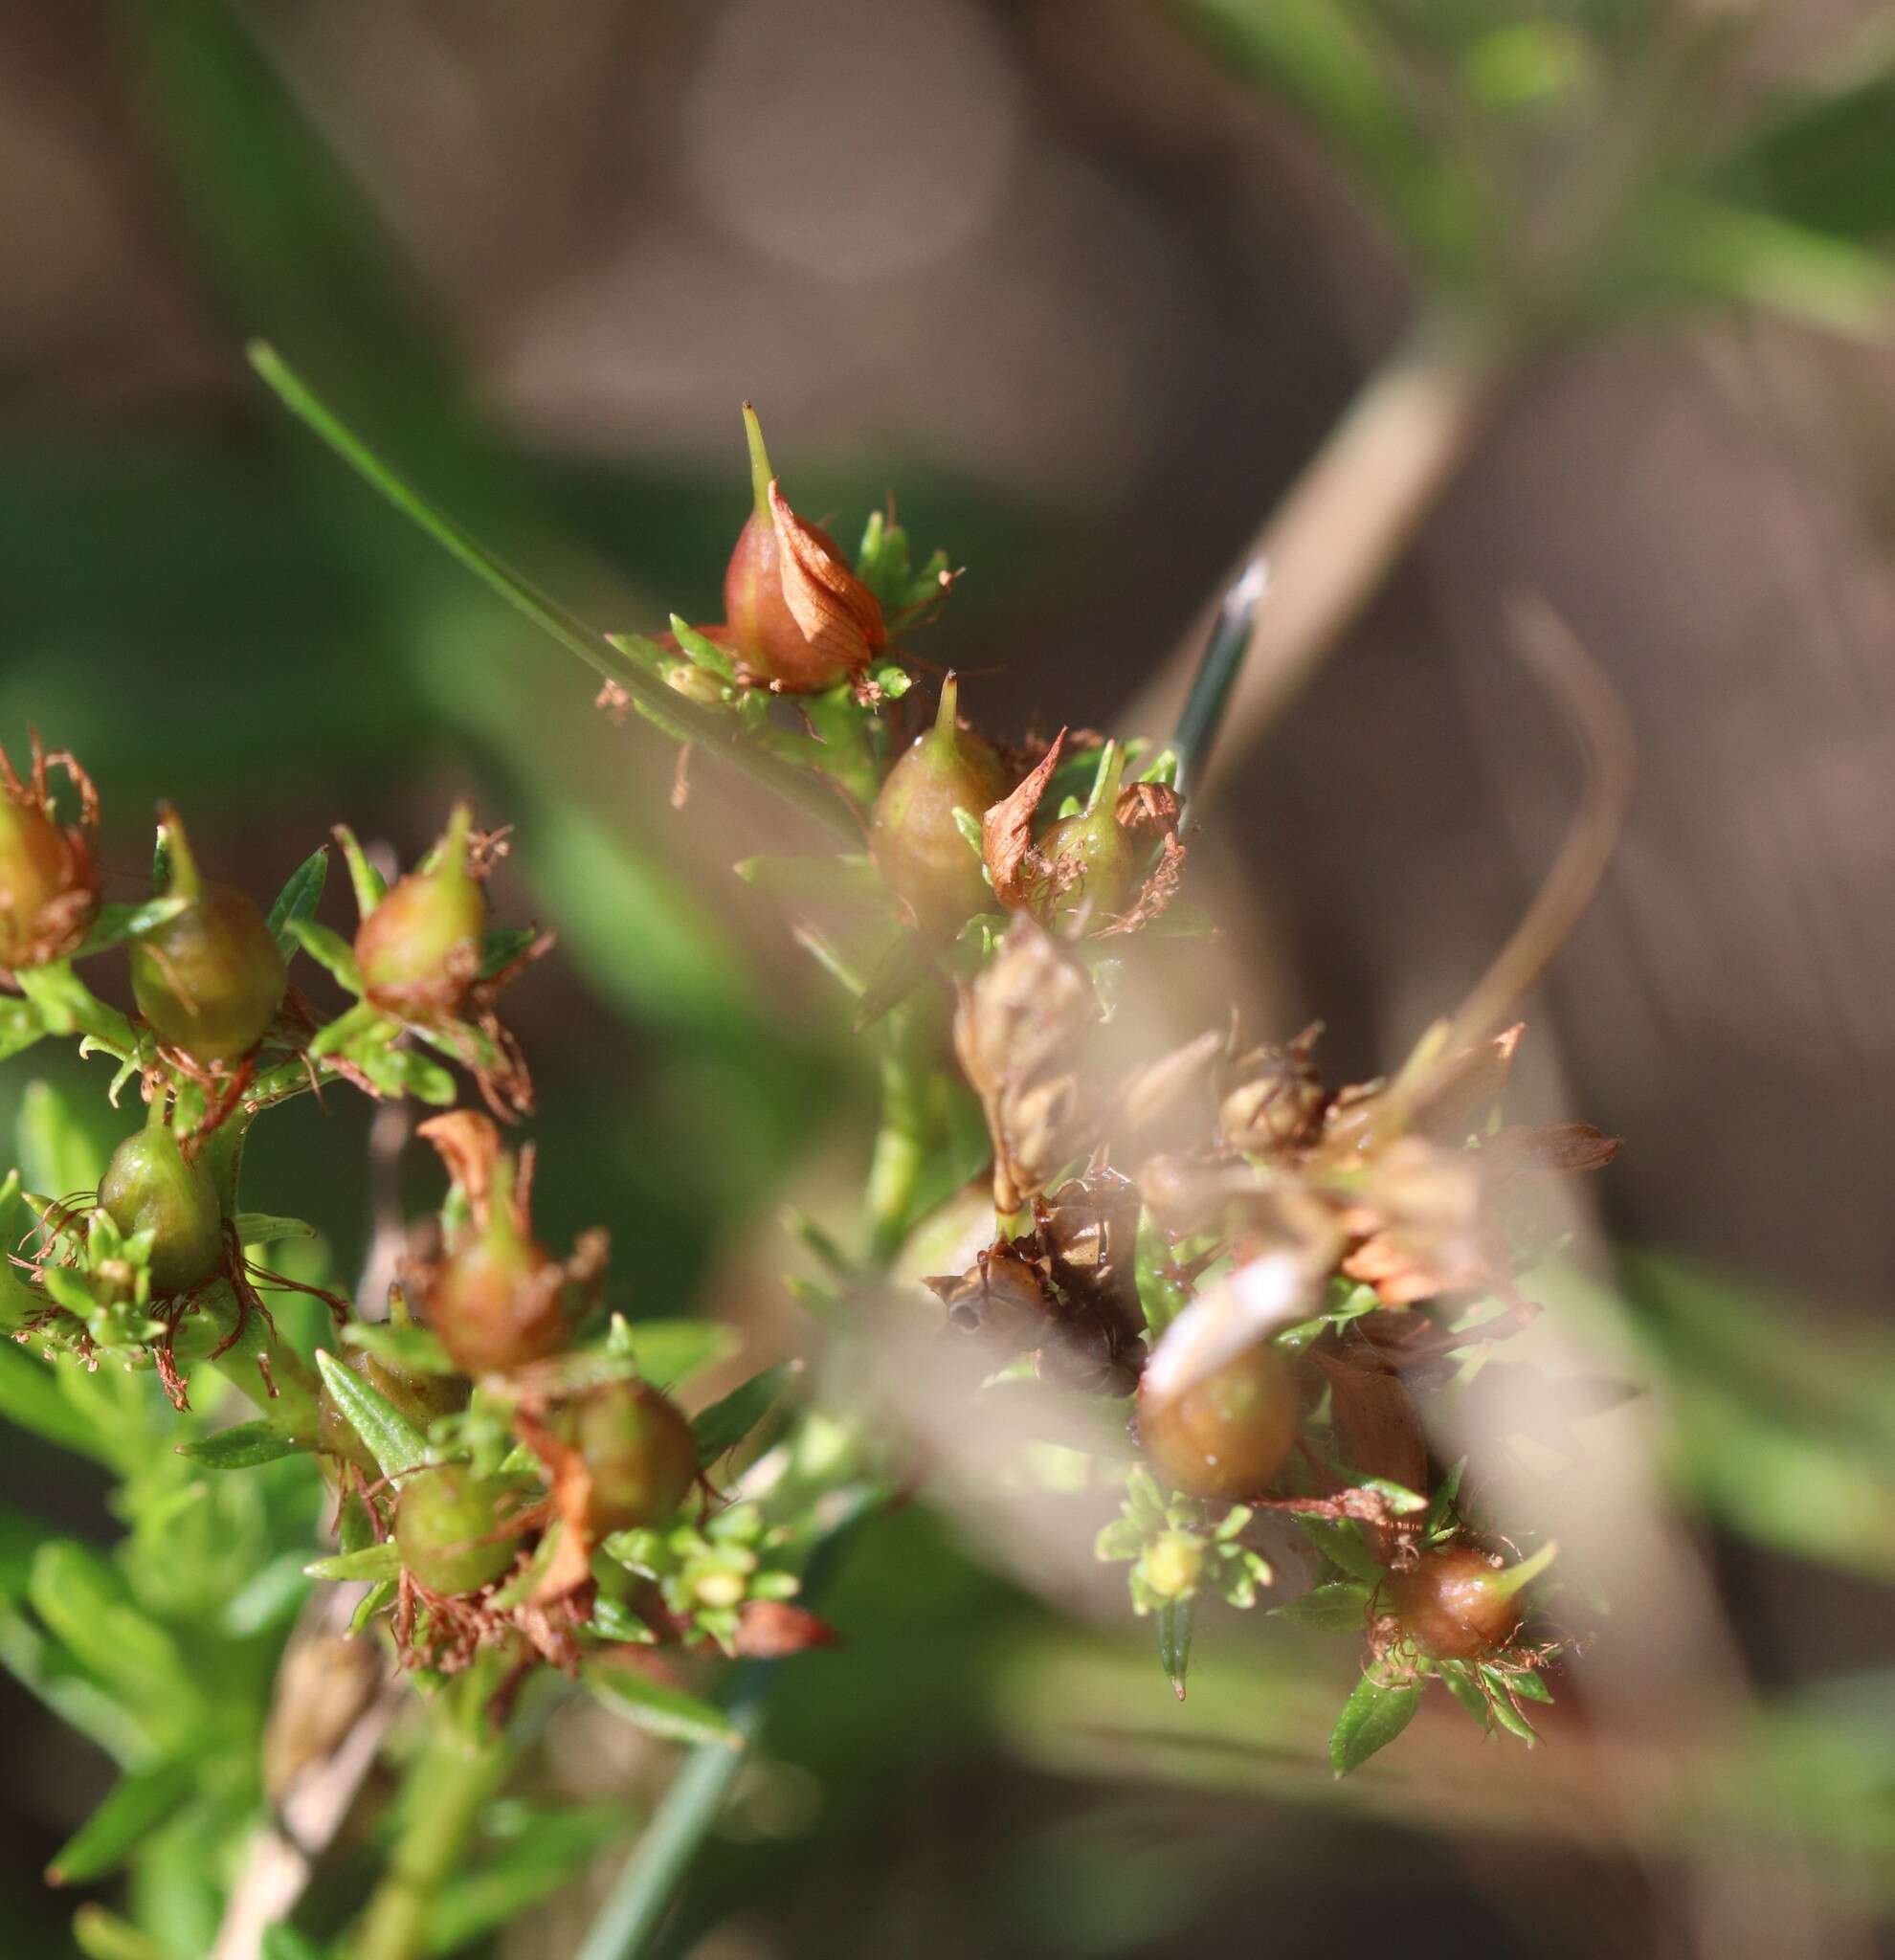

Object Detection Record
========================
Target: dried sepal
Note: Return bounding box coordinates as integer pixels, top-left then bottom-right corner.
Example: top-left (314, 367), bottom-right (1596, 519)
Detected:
top-left (0, 734), bottom-right (100, 971)
top-left (981, 728), bottom-right (1066, 909)
top-left (952, 913), bottom-right (1100, 1213)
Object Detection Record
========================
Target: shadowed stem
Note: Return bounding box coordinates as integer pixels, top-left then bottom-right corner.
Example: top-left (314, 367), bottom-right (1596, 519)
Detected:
top-left (1123, 302), bottom-right (1517, 800)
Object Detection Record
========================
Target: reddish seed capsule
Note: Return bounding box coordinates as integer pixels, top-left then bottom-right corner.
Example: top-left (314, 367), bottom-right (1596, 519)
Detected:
top-left (355, 804), bottom-right (486, 1022)
top-left (1384, 1543), bottom-right (1527, 1661)
top-left (131, 810), bottom-right (286, 1064)
top-left (870, 676), bottom-right (1008, 935)
top-left (721, 406), bottom-right (885, 693)
top-left (393, 1464), bottom-right (521, 1596)
top-left (1031, 745), bottom-right (1139, 934)
top-left (427, 1154), bottom-right (571, 1376)
top-left (1137, 1338), bottom-right (1301, 1502)
top-left (0, 737), bottom-right (99, 971)
top-left (556, 1380), bottom-right (698, 1537)
top-left (98, 1119), bottom-right (223, 1295)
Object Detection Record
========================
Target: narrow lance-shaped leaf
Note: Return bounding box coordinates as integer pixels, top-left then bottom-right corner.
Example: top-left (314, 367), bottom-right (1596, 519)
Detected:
top-left (692, 1361), bottom-right (799, 1467)
top-left (266, 845), bottom-right (330, 958)
top-left (178, 1420), bottom-right (309, 1470)
top-left (314, 1348), bottom-right (430, 1479)
top-left (1329, 1669), bottom-right (1422, 1776)
top-left (47, 1753), bottom-right (204, 1885)
top-left (305, 1543), bottom-right (402, 1584)
top-left (1157, 1596), bottom-right (1193, 1701)
top-left (582, 1662), bottom-right (744, 1749)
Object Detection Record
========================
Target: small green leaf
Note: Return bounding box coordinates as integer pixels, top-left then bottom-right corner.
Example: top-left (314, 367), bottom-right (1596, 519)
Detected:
top-left (305, 1542), bottom-right (402, 1583)
top-left (233, 1212), bottom-right (319, 1246)
top-left (1479, 1666), bottom-right (1540, 1744)
top-left (1156, 1596), bottom-right (1193, 1700)
top-left (28, 1543), bottom-right (190, 1709)
top-left (853, 932), bottom-right (930, 1032)
top-left (1437, 1659), bottom-right (1490, 1724)
top-left (178, 1421), bottom-right (308, 1470)
top-left (479, 925), bottom-right (541, 981)
top-left (488, 1523), bottom-right (566, 1611)
top-left (668, 613), bottom-right (737, 681)
top-left (314, 1348), bottom-right (429, 1479)
top-left (1270, 1579), bottom-right (1372, 1631)
top-left (47, 1754), bottom-right (202, 1885)
top-left (286, 917), bottom-right (363, 992)
top-left (1329, 1670), bottom-right (1422, 1775)
top-left (1423, 1457), bottom-right (1466, 1544)
top-left (343, 1321), bottom-right (455, 1376)
top-left (615, 1319), bottom-right (741, 1392)
top-left (76, 897), bottom-right (189, 959)
top-left (1355, 1477), bottom-right (1429, 1516)
top-left (331, 824), bottom-right (388, 919)
top-left (1508, 1666), bottom-right (1553, 1704)
top-left (1295, 1515), bottom-right (1386, 1587)
top-left (266, 846), bottom-right (330, 958)
top-left (583, 1662), bottom-right (742, 1748)
top-left (347, 1038), bottom-right (457, 1104)
top-left (348, 1578), bottom-right (396, 1637)
top-left (692, 1361), bottom-right (798, 1467)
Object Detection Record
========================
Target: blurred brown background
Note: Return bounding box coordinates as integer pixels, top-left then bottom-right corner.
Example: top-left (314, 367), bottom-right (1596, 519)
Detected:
top-left (4, 2), bottom-right (1895, 1955)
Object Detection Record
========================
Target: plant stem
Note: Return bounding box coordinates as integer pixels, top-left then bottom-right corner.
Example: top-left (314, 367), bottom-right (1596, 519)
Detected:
top-left (350, 1690), bottom-right (513, 1960)
top-left (863, 1012), bottom-right (928, 1267)
top-left (1122, 302), bottom-right (1517, 801)
top-left (572, 1664), bottom-right (772, 1960)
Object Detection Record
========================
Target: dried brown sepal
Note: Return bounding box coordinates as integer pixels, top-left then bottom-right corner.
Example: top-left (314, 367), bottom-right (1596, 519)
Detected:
top-left (768, 479), bottom-right (887, 678)
top-left (952, 914), bottom-right (1100, 1213)
top-left (1220, 1023), bottom-right (1328, 1154)
top-left (1312, 1346), bottom-right (1428, 1560)
top-left (0, 734), bottom-right (100, 972)
top-left (1116, 1026), bottom-right (1228, 1159)
top-left (925, 1242), bottom-right (1057, 1350)
top-left (509, 1403), bottom-right (602, 1603)
top-left (1479, 1121), bottom-right (1621, 1174)
top-left (732, 1599), bottom-right (838, 1659)
top-left (981, 728), bottom-right (1066, 909)
top-left (1037, 1169), bottom-right (1143, 1349)
top-left (416, 1112), bottom-right (507, 1224)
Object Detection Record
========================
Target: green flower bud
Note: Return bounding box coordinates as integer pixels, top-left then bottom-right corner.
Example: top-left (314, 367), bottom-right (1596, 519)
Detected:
top-left (1032, 744), bottom-right (1137, 933)
top-left (1384, 1542), bottom-right (1546, 1661)
top-left (1137, 1339), bottom-right (1300, 1502)
top-left (130, 810), bottom-right (287, 1064)
top-left (393, 1463), bottom-right (521, 1596)
top-left (355, 804), bottom-right (486, 1021)
top-left (1144, 1531), bottom-right (1205, 1601)
top-left (554, 1380), bottom-right (697, 1537)
top-left (870, 675), bottom-right (1008, 935)
top-left (98, 1114), bottom-right (222, 1295)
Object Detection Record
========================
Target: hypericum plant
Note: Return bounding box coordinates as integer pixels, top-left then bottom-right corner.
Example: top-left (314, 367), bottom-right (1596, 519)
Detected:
top-left (0, 381), bottom-right (1626, 1960)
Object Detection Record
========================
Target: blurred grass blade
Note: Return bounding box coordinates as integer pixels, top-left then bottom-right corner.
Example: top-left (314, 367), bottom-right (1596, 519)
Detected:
top-left (248, 345), bottom-right (854, 835)
top-left (47, 1753), bottom-right (202, 1886)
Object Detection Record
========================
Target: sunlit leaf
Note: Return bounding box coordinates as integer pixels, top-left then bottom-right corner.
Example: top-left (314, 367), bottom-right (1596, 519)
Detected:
top-left (1329, 1670), bottom-right (1421, 1775)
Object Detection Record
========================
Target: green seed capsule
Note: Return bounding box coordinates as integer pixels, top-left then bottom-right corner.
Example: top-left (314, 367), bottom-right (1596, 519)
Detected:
top-left (870, 675), bottom-right (1008, 935)
top-left (1031, 744), bottom-right (1138, 933)
top-left (355, 804), bottom-right (486, 1020)
top-left (1384, 1544), bottom-right (1527, 1662)
top-left (555, 1380), bottom-right (698, 1537)
top-left (1137, 1339), bottom-right (1300, 1502)
top-left (131, 811), bottom-right (286, 1064)
top-left (393, 1464), bottom-right (520, 1595)
top-left (98, 1121), bottom-right (223, 1295)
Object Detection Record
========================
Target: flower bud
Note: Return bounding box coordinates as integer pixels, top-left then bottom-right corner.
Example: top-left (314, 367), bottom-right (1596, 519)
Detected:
top-left (721, 406), bottom-right (885, 692)
top-left (1030, 745), bottom-right (1138, 933)
top-left (356, 804), bottom-right (485, 1021)
top-left (130, 810), bottom-right (287, 1064)
top-left (1384, 1542), bottom-right (1541, 1661)
top-left (99, 1115), bottom-right (223, 1295)
top-left (553, 1379), bottom-right (698, 1537)
top-left (393, 1463), bottom-right (521, 1595)
top-left (1137, 1338), bottom-right (1300, 1501)
top-left (870, 676), bottom-right (1007, 934)
top-left (1144, 1531), bottom-right (1205, 1601)
top-left (0, 740), bottom-right (98, 971)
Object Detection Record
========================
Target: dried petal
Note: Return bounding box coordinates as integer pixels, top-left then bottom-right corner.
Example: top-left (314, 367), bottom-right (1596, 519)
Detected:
top-left (768, 479), bottom-right (886, 674)
top-left (733, 1599), bottom-right (837, 1658)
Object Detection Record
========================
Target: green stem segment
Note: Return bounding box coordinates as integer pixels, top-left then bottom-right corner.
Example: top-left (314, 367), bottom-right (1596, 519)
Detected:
top-left (351, 1690), bottom-right (514, 1960)
top-left (863, 1022), bottom-right (927, 1268)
